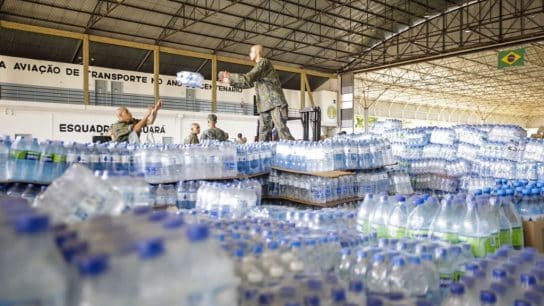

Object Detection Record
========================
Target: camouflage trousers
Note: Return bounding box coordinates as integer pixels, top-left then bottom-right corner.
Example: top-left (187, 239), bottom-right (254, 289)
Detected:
top-left (259, 104), bottom-right (295, 141)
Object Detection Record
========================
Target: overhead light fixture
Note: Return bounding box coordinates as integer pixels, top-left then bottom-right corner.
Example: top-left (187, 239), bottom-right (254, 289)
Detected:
top-left (464, 29), bottom-right (472, 33)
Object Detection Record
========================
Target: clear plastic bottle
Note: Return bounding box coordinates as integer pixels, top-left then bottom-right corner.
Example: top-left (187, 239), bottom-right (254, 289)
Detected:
top-left (442, 283), bottom-right (468, 306)
top-left (387, 197), bottom-right (409, 239)
top-left (357, 194), bottom-right (377, 234)
top-left (500, 189), bottom-right (524, 249)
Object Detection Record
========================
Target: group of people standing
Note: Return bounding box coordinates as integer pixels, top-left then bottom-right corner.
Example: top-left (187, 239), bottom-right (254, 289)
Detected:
top-left (111, 44), bottom-right (294, 144)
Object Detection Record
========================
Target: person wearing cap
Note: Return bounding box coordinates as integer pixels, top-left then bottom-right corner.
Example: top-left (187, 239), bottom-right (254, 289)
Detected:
top-left (235, 133), bottom-right (247, 144)
top-left (219, 44), bottom-right (295, 141)
top-left (184, 123), bottom-right (200, 144)
top-left (201, 114), bottom-right (229, 141)
top-left (110, 99), bottom-right (162, 143)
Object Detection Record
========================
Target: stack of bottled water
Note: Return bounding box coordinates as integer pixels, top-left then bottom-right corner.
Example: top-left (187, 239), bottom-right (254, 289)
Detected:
top-left (134, 142), bottom-right (238, 183)
top-left (195, 180), bottom-right (262, 217)
top-left (454, 125), bottom-right (487, 147)
top-left (442, 246), bottom-right (544, 306)
top-left (266, 170), bottom-right (363, 204)
top-left (0, 196), bottom-right (69, 305)
top-left (2, 136), bottom-right (69, 184)
top-left (335, 237), bottom-right (474, 304)
top-left (96, 171), bottom-right (154, 208)
top-left (382, 124), bottom-right (544, 193)
top-left (357, 191), bottom-right (524, 258)
top-left (175, 71), bottom-right (204, 88)
top-left (1, 136), bottom-right (278, 186)
top-left (236, 143), bottom-right (274, 175)
top-left (388, 171), bottom-right (414, 195)
top-left (490, 179), bottom-right (544, 221)
top-left (175, 180), bottom-right (201, 209)
top-left (273, 137), bottom-right (395, 172)
top-left (370, 119), bottom-right (402, 132)
top-left (355, 169), bottom-right (391, 196)
top-left (487, 124), bottom-right (527, 142)
top-left (1, 182), bottom-right (47, 203)
top-left (524, 138), bottom-right (544, 162)
top-left (33, 164), bottom-right (126, 223)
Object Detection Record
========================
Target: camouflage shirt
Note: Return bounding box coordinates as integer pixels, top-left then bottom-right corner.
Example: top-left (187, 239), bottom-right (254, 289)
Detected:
top-left (201, 127), bottom-right (229, 141)
top-left (110, 118), bottom-right (140, 143)
top-left (184, 133), bottom-right (200, 144)
top-left (228, 58), bottom-right (287, 113)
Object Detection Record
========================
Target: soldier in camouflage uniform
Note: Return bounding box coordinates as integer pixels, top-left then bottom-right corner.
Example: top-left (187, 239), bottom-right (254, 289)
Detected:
top-left (219, 45), bottom-right (295, 141)
top-left (110, 99), bottom-right (162, 143)
top-left (184, 123), bottom-right (200, 144)
top-left (201, 114), bottom-right (229, 141)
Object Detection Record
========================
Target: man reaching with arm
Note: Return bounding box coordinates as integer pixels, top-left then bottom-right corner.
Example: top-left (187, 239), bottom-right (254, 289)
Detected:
top-left (219, 45), bottom-right (295, 141)
top-left (110, 99), bottom-right (163, 143)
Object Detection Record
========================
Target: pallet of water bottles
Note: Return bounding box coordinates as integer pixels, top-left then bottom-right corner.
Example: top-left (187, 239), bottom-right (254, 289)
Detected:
top-left (0, 136), bottom-right (275, 186)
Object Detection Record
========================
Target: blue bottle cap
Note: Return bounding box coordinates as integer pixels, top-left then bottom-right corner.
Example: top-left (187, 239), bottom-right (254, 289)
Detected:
top-left (307, 279), bottom-right (322, 290)
top-left (61, 240), bottom-right (89, 263)
top-left (520, 274), bottom-right (537, 286)
top-left (450, 283), bottom-right (465, 295)
top-left (137, 237), bottom-right (165, 259)
top-left (163, 216), bottom-right (185, 229)
top-left (76, 253), bottom-right (109, 277)
top-left (54, 230), bottom-right (78, 246)
top-left (331, 288), bottom-right (346, 302)
top-left (480, 290), bottom-right (497, 304)
top-left (492, 268), bottom-right (507, 279)
top-left (14, 213), bottom-right (49, 234)
top-left (258, 293), bottom-right (274, 305)
top-left (349, 280), bottom-right (364, 293)
top-left (392, 256), bottom-right (406, 267)
top-left (186, 224), bottom-right (209, 242)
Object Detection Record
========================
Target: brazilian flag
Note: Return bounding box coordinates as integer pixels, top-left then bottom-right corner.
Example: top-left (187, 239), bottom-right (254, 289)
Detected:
top-left (498, 48), bottom-right (525, 68)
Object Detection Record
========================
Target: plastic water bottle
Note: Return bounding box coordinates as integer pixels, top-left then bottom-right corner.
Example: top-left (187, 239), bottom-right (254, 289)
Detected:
top-left (0, 139), bottom-right (10, 182)
top-left (387, 197), bottom-right (409, 238)
top-left (499, 190), bottom-right (524, 249)
top-left (442, 283), bottom-right (468, 306)
top-left (37, 140), bottom-right (55, 183)
top-left (0, 213), bottom-right (68, 306)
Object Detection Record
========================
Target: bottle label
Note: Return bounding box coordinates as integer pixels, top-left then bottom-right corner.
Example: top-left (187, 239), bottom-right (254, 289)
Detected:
top-left (499, 229), bottom-right (512, 247)
top-left (439, 273), bottom-right (452, 289)
top-left (458, 235), bottom-right (493, 258)
top-left (358, 221), bottom-right (368, 233)
top-left (375, 224), bottom-right (389, 238)
top-left (453, 271), bottom-right (464, 282)
top-left (10, 149), bottom-right (27, 160)
top-left (26, 151), bottom-right (40, 161)
top-left (432, 232), bottom-right (459, 244)
top-left (408, 229), bottom-right (429, 239)
top-left (40, 153), bottom-right (54, 163)
top-left (512, 227), bottom-right (523, 249)
top-left (388, 225), bottom-right (406, 239)
top-left (53, 153), bottom-right (67, 163)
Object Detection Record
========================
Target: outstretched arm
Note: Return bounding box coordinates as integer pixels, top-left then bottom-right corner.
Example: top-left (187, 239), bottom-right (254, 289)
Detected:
top-left (147, 99), bottom-right (162, 125)
top-left (131, 99), bottom-right (162, 134)
top-left (221, 58), bottom-right (268, 89)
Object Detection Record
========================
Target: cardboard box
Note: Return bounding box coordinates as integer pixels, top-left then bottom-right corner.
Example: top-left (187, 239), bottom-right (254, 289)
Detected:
top-left (523, 218), bottom-right (544, 253)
